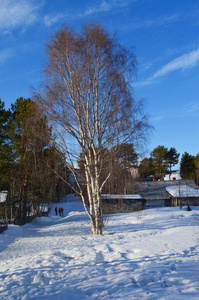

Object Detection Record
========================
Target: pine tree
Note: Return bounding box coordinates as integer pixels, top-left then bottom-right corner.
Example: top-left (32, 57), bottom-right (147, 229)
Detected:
top-left (166, 147), bottom-right (180, 174)
top-left (180, 152), bottom-right (196, 179)
top-left (151, 145), bottom-right (168, 178)
top-left (0, 99), bottom-right (12, 190)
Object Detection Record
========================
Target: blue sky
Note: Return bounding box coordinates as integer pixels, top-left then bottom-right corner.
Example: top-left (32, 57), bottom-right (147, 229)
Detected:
top-left (0, 0), bottom-right (199, 158)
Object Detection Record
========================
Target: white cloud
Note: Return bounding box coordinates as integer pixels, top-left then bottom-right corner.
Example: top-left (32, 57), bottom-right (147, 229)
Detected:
top-left (153, 49), bottom-right (199, 79)
top-left (85, 1), bottom-right (110, 15)
top-left (85, 0), bottom-right (133, 16)
top-left (0, 0), bottom-right (40, 31)
top-left (136, 48), bottom-right (199, 87)
top-left (43, 14), bottom-right (64, 27)
top-left (139, 62), bottom-right (153, 72)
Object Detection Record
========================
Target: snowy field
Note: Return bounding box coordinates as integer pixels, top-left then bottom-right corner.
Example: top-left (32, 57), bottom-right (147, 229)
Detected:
top-left (1, 196), bottom-right (199, 300)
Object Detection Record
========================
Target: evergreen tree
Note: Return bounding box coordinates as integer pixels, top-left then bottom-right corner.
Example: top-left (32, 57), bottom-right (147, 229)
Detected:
top-left (195, 153), bottom-right (199, 186)
top-left (180, 152), bottom-right (196, 179)
top-left (1, 97), bottom-right (67, 223)
top-left (139, 157), bottom-right (154, 178)
top-left (151, 145), bottom-right (168, 178)
top-left (0, 99), bottom-right (12, 190)
top-left (116, 143), bottom-right (138, 169)
top-left (166, 147), bottom-right (180, 174)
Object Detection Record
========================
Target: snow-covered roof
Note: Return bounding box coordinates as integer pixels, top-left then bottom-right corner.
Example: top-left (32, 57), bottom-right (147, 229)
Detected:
top-left (101, 194), bottom-right (143, 200)
top-left (166, 185), bottom-right (199, 198)
top-left (133, 179), bottom-right (198, 201)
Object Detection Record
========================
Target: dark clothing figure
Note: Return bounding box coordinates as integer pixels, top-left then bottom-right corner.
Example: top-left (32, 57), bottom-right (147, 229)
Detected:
top-left (55, 207), bottom-right (57, 216)
top-left (187, 205), bottom-right (192, 211)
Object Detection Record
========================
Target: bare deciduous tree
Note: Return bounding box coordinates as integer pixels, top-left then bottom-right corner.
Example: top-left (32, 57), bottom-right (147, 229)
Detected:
top-left (36, 23), bottom-right (149, 234)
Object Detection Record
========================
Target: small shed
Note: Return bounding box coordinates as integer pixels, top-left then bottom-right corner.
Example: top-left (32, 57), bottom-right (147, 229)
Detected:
top-left (166, 185), bottom-right (199, 206)
top-left (101, 194), bottom-right (145, 214)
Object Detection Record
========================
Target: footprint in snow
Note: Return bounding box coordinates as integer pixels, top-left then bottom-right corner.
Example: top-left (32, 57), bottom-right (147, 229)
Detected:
top-left (170, 263), bottom-right (177, 271)
top-left (53, 251), bottom-right (74, 260)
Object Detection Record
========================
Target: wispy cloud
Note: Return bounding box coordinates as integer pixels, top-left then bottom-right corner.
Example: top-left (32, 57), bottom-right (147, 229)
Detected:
top-left (85, 1), bottom-right (111, 15)
top-left (1, 0), bottom-right (135, 31)
top-left (153, 49), bottom-right (199, 78)
top-left (136, 48), bottom-right (199, 87)
top-left (0, 48), bottom-right (15, 64)
top-left (43, 13), bottom-right (64, 27)
top-left (128, 6), bottom-right (199, 31)
top-left (0, 0), bottom-right (40, 31)
top-left (151, 116), bottom-right (165, 122)
top-left (42, 0), bottom-right (134, 27)
top-left (139, 62), bottom-right (153, 72)
top-left (84, 0), bottom-right (133, 16)
top-left (179, 102), bottom-right (199, 117)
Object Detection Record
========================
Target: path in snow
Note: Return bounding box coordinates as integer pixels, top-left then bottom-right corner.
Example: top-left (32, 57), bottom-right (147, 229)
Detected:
top-left (0, 196), bottom-right (199, 300)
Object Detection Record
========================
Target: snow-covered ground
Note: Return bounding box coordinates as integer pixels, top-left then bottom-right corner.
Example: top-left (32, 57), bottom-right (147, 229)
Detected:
top-left (1, 195), bottom-right (199, 300)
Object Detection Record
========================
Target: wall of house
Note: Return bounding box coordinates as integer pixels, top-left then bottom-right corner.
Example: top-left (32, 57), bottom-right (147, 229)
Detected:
top-left (145, 200), bottom-right (166, 208)
top-left (102, 199), bottom-right (144, 214)
top-left (171, 197), bottom-right (199, 207)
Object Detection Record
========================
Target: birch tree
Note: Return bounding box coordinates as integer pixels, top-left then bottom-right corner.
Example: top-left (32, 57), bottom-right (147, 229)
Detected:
top-left (37, 23), bottom-right (149, 234)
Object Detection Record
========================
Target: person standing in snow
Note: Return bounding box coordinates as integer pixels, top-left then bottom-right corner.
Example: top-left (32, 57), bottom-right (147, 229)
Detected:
top-left (58, 207), bottom-right (61, 216)
top-left (61, 207), bottom-right (64, 217)
top-left (55, 207), bottom-right (57, 216)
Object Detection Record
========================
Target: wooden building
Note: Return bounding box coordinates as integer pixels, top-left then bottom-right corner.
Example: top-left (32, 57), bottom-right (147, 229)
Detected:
top-left (132, 179), bottom-right (199, 208)
top-left (101, 194), bottom-right (145, 214)
top-left (166, 184), bottom-right (199, 206)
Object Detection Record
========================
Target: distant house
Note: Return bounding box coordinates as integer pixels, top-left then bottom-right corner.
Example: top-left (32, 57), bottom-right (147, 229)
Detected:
top-left (101, 194), bottom-right (145, 214)
top-left (132, 179), bottom-right (199, 208)
top-left (166, 184), bottom-right (199, 206)
top-left (164, 173), bottom-right (182, 181)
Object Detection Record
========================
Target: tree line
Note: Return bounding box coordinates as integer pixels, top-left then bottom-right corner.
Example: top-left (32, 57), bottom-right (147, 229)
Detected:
top-left (139, 145), bottom-right (199, 183)
top-left (0, 98), bottom-right (69, 224)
